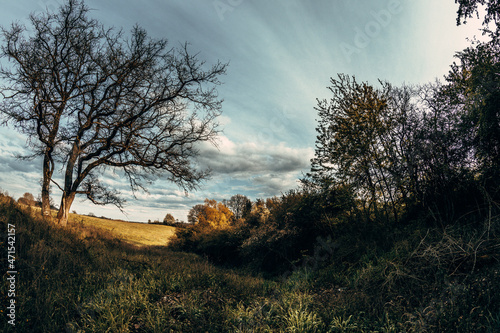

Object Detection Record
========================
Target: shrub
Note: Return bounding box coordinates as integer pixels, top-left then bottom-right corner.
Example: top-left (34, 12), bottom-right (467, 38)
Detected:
top-left (171, 187), bottom-right (356, 275)
top-left (170, 223), bottom-right (247, 266)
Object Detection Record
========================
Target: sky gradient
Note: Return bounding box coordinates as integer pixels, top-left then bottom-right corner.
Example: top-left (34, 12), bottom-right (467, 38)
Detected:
top-left (0, 0), bottom-right (484, 222)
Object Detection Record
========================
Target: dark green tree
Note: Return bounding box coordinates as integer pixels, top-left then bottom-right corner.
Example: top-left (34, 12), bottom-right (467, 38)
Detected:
top-left (448, 0), bottom-right (500, 198)
top-left (455, 0), bottom-right (500, 37)
top-left (444, 39), bottom-right (500, 197)
top-left (309, 74), bottom-right (410, 221)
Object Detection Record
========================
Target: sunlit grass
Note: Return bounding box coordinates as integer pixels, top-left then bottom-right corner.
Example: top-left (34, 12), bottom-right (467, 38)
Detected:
top-left (19, 203), bottom-right (177, 246)
top-left (68, 214), bottom-right (177, 246)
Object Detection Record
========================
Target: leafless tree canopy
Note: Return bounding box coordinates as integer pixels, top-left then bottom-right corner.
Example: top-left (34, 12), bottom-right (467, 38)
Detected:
top-left (0, 0), bottom-right (227, 225)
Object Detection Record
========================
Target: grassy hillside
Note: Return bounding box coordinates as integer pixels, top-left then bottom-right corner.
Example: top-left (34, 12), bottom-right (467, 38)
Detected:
top-left (23, 205), bottom-right (177, 247)
top-left (0, 195), bottom-right (336, 332)
top-left (3, 193), bottom-right (500, 332)
top-left (171, 189), bottom-right (500, 332)
top-left (68, 214), bottom-right (177, 247)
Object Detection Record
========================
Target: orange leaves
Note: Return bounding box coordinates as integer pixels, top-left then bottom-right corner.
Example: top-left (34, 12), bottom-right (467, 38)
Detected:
top-left (197, 199), bottom-right (234, 229)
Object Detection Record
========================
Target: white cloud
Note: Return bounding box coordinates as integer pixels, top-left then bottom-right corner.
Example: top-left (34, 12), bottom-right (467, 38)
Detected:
top-left (0, 0), bottom-right (479, 223)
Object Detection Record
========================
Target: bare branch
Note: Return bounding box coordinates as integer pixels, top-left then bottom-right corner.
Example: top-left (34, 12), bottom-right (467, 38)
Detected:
top-left (0, 0), bottom-right (227, 225)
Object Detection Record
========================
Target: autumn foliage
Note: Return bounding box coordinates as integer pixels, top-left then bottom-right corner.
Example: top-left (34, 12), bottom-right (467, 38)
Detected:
top-left (195, 199), bottom-right (234, 229)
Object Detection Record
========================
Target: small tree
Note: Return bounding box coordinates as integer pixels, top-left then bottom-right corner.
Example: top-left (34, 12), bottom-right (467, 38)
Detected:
top-left (309, 74), bottom-right (401, 220)
top-left (247, 198), bottom-right (270, 225)
top-left (187, 204), bottom-right (204, 224)
top-left (0, 0), bottom-right (226, 225)
top-left (189, 199), bottom-right (234, 229)
top-left (163, 213), bottom-right (176, 225)
top-left (226, 194), bottom-right (252, 220)
top-left (18, 192), bottom-right (36, 206)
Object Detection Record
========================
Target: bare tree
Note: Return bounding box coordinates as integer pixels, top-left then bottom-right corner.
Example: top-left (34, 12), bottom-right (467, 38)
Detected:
top-left (0, 0), bottom-right (227, 225)
top-left (187, 204), bottom-right (204, 224)
top-left (226, 194), bottom-right (251, 220)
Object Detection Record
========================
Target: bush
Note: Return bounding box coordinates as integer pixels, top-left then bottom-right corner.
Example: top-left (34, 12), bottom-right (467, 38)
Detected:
top-left (170, 223), bottom-right (247, 266)
top-left (171, 187), bottom-right (356, 275)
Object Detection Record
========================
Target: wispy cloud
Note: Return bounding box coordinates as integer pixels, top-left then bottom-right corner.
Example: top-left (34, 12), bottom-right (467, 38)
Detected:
top-left (0, 0), bottom-right (482, 222)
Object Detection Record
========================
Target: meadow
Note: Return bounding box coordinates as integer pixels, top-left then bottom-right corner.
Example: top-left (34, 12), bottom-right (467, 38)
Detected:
top-left (0, 194), bottom-right (348, 332)
top-left (2, 190), bottom-right (500, 332)
top-left (1, 1), bottom-right (500, 331)
top-left (68, 214), bottom-right (177, 247)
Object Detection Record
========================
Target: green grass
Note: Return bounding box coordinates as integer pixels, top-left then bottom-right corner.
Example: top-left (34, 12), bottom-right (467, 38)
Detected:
top-left (0, 195), bottom-right (328, 332)
top-left (2, 194), bottom-right (500, 332)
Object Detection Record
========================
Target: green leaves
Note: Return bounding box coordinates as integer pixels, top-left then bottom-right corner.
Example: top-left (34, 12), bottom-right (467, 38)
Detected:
top-left (309, 74), bottom-right (407, 221)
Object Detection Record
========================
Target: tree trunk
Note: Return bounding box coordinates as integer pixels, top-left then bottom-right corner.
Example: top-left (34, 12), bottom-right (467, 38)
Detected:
top-left (41, 153), bottom-right (53, 220)
top-left (57, 141), bottom-right (80, 227)
top-left (57, 192), bottom-right (76, 227)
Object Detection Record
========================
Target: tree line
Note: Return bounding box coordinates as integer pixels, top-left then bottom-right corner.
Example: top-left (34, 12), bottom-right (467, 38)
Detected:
top-left (172, 0), bottom-right (500, 274)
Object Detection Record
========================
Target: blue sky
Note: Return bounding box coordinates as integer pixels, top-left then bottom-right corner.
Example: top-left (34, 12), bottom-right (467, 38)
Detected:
top-left (0, 0), bottom-right (483, 222)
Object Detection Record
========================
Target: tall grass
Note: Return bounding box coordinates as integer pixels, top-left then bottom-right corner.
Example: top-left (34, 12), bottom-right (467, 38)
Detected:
top-left (0, 195), bottom-right (326, 332)
top-left (2, 192), bottom-right (500, 331)
top-left (170, 188), bottom-right (500, 332)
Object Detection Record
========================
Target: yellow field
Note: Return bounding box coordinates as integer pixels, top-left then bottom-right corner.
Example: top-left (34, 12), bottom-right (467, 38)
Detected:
top-left (68, 214), bottom-right (178, 247)
top-left (20, 204), bottom-right (177, 247)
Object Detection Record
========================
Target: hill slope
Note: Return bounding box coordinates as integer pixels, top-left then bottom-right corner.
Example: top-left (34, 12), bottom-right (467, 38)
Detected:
top-left (0, 195), bottom-right (327, 332)
top-left (2, 194), bottom-right (500, 332)
top-left (68, 213), bottom-right (177, 247)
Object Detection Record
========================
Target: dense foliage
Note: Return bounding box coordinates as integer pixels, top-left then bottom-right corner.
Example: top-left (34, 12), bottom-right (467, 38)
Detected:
top-left (172, 30), bottom-right (500, 274)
